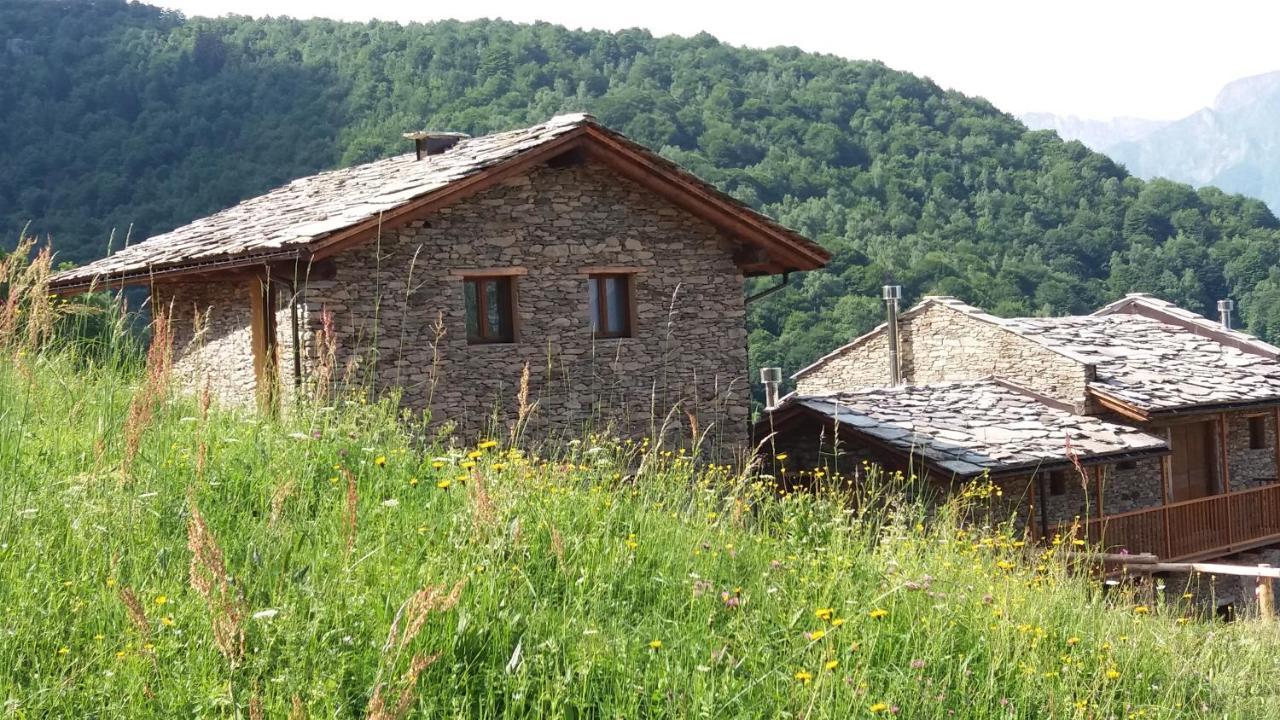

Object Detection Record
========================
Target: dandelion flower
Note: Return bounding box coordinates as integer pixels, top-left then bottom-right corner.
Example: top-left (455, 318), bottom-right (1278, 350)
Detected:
top-left (161, 616), bottom-right (174, 627)
top-left (374, 456), bottom-right (387, 467)
top-left (57, 647), bottom-right (69, 656)
top-left (775, 453), bottom-right (788, 461)
top-left (648, 639), bottom-right (663, 650)
top-left (831, 617), bottom-right (846, 627)
top-left (815, 607), bottom-right (834, 621)
top-left (1066, 636), bottom-right (1079, 646)
top-left (869, 703), bottom-right (889, 713)
top-left (478, 440), bottom-right (499, 449)
top-left (408, 477), bottom-right (419, 487)
top-left (824, 659), bottom-right (839, 670)
top-left (869, 608), bottom-right (888, 619)
top-left (1105, 668), bottom-right (1120, 680)
top-left (437, 479), bottom-right (452, 489)
top-left (807, 629), bottom-right (827, 641)
top-left (1133, 605), bottom-right (1150, 615)
top-left (154, 595), bottom-right (167, 606)
top-left (794, 670), bottom-right (813, 684)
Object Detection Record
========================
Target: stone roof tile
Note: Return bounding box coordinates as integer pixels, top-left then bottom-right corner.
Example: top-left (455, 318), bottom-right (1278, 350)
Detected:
top-left (791, 379), bottom-right (1167, 478)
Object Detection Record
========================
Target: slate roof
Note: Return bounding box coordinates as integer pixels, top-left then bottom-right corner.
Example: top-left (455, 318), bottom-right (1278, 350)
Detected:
top-left (51, 113), bottom-right (827, 291)
top-left (787, 380), bottom-right (1168, 478)
top-left (1093, 293), bottom-right (1280, 359)
top-left (1001, 314), bottom-right (1280, 414)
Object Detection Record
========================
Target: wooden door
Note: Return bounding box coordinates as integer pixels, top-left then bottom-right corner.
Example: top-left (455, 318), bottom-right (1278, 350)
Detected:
top-left (1168, 420), bottom-right (1217, 501)
top-left (248, 276), bottom-right (279, 412)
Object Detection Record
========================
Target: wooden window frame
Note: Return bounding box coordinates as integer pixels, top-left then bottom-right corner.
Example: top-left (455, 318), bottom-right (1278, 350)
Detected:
top-left (463, 275), bottom-right (516, 345)
top-left (588, 273), bottom-right (634, 339)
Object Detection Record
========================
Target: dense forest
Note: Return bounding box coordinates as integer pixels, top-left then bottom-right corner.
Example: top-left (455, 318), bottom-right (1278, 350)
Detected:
top-left (6, 0), bottom-right (1280, 380)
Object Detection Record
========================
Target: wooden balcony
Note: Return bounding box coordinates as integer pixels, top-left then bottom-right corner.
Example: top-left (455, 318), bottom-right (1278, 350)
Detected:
top-left (1054, 483), bottom-right (1280, 561)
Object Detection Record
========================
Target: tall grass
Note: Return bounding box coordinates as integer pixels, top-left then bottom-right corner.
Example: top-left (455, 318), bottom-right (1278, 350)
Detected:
top-left (3, 244), bottom-right (1280, 717)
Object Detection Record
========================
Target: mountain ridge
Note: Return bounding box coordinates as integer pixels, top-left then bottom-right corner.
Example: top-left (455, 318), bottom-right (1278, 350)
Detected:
top-left (7, 0), bottom-right (1280, 379)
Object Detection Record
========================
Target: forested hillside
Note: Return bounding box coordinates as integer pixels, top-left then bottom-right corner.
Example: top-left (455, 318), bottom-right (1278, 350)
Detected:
top-left (7, 0), bottom-right (1280, 378)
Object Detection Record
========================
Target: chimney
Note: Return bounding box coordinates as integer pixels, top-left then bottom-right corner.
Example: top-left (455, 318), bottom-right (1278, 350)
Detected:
top-left (1218, 299), bottom-right (1235, 329)
top-left (402, 130), bottom-right (470, 160)
top-left (883, 285), bottom-right (902, 385)
top-left (760, 367), bottom-right (782, 407)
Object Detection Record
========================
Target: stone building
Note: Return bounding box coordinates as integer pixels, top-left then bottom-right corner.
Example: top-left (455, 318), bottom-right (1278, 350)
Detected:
top-left (764, 293), bottom-right (1280, 561)
top-left (49, 114), bottom-right (829, 448)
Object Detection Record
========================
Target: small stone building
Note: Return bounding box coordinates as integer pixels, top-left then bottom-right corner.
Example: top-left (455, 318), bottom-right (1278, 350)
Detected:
top-left (765, 293), bottom-right (1280, 561)
top-left (49, 114), bottom-right (829, 448)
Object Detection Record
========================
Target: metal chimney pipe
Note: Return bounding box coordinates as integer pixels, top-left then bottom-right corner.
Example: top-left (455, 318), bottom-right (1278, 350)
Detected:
top-left (760, 367), bottom-right (782, 407)
top-left (1218, 299), bottom-right (1235, 329)
top-left (883, 285), bottom-right (902, 385)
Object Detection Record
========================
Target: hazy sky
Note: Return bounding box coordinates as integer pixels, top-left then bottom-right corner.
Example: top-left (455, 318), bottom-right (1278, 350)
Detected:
top-left (155, 0), bottom-right (1280, 121)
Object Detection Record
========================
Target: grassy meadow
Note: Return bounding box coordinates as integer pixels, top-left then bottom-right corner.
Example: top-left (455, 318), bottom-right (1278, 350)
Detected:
top-left (3, 253), bottom-right (1280, 717)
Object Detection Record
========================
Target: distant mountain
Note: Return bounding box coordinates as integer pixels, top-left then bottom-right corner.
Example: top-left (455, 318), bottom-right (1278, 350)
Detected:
top-left (1026, 71), bottom-right (1280, 213)
top-left (1019, 112), bottom-right (1167, 151)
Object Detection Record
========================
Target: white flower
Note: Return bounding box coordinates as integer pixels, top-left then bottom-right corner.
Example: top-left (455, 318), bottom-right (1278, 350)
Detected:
top-left (381, 499), bottom-right (400, 508)
top-left (252, 609), bottom-right (279, 621)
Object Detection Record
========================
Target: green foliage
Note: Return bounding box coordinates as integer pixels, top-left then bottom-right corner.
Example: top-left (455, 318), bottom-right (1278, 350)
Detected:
top-left (6, 0), bottom-right (1280, 387)
top-left (5, 351), bottom-right (1280, 717)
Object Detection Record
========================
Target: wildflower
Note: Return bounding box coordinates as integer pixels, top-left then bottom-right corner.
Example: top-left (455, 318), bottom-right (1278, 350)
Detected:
top-left (57, 647), bottom-right (69, 656)
top-left (869, 703), bottom-right (889, 713)
top-left (436, 479), bottom-right (452, 489)
top-left (831, 617), bottom-right (846, 627)
top-left (910, 659), bottom-right (925, 669)
top-left (154, 595), bottom-right (167, 606)
top-left (374, 456), bottom-right (387, 467)
top-left (460, 461), bottom-right (476, 470)
top-left (869, 608), bottom-right (888, 619)
top-left (1066, 636), bottom-right (1080, 646)
top-left (648, 639), bottom-right (662, 650)
top-left (815, 607), bottom-right (834, 621)
top-left (721, 591), bottom-right (741, 609)
top-left (775, 453), bottom-right (788, 461)
top-left (161, 616), bottom-right (174, 627)
top-left (478, 440), bottom-right (499, 450)
top-left (824, 659), bottom-right (839, 670)
top-left (794, 670), bottom-right (813, 684)
top-left (432, 461), bottom-right (445, 470)
top-left (807, 629), bottom-right (827, 641)
top-left (1106, 668), bottom-right (1120, 680)
top-left (1133, 605), bottom-right (1150, 615)
top-left (409, 477), bottom-right (419, 487)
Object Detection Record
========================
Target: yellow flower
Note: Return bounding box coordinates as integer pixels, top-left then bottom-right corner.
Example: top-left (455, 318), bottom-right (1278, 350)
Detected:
top-left (408, 477), bottom-right (419, 487)
top-left (808, 629), bottom-right (826, 641)
top-left (775, 453), bottom-right (788, 461)
top-left (460, 461), bottom-right (476, 470)
top-left (467, 450), bottom-right (484, 460)
top-left (824, 659), bottom-right (839, 670)
top-left (1106, 668), bottom-right (1120, 680)
top-left (436, 479), bottom-right (452, 489)
top-left (648, 639), bottom-right (662, 650)
top-left (154, 595), bottom-right (167, 606)
top-left (869, 703), bottom-right (889, 713)
top-left (478, 440), bottom-right (499, 449)
top-left (1133, 605), bottom-right (1150, 615)
top-left (161, 616), bottom-right (174, 626)
top-left (374, 456), bottom-right (387, 467)
top-left (869, 608), bottom-right (888, 619)
top-left (57, 647), bottom-right (69, 656)
top-left (1066, 636), bottom-right (1079, 646)
top-left (794, 670), bottom-right (813, 684)
top-left (815, 607), bottom-right (834, 621)
top-left (432, 461), bottom-right (445, 470)
top-left (831, 617), bottom-right (846, 627)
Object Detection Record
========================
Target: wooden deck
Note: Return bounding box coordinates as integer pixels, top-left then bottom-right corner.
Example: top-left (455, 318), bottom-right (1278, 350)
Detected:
top-left (1055, 483), bottom-right (1280, 561)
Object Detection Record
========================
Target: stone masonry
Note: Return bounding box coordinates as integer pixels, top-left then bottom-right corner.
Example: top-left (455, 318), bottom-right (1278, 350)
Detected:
top-left (796, 302), bottom-right (1092, 408)
top-left (154, 279), bottom-right (259, 407)
top-left (294, 161), bottom-right (751, 448)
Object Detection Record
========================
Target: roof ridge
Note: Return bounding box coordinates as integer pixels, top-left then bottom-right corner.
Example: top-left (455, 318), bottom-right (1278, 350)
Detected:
top-left (1092, 293), bottom-right (1280, 359)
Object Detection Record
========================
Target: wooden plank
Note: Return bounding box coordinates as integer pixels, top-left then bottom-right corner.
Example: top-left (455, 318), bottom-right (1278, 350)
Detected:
top-left (1220, 413), bottom-right (1233, 546)
top-left (1272, 406), bottom-right (1280, 480)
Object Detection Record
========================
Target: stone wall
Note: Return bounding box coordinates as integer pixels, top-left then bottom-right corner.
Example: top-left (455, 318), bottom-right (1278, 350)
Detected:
top-left (1226, 412), bottom-right (1279, 490)
top-left (297, 160), bottom-right (751, 449)
top-left (796, 303), bottom-right (1091, 408)
top-left (153, 279), bottom-right (259, 408)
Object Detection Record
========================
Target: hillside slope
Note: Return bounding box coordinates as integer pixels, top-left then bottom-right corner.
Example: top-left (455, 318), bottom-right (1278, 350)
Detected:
top-left (7, 0), bottom-right (1280, 377)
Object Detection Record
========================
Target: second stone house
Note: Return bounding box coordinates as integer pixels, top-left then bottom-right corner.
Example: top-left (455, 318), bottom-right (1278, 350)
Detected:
top-left (762, 292), bottom-right (1280, 561)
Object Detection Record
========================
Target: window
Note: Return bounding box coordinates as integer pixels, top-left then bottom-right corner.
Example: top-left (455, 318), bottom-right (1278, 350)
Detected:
top-left (463, 276), bottom-right (515, 344)
top-left (588, 274), bottom-right (632, 338)
top-left (1250, 415), bottom-right (1269, 450)
top-left (1048, 470), bottom-right (1067, 496)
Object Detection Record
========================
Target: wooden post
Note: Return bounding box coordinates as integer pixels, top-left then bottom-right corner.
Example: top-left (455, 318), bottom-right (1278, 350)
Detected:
top-left (1257, 564), bottom-right (1275, 621)
top-left (1220, 413), bottom-right (1233, 546)
top-left (1093, 466), bottom-right (1105, 520)
top-left (1161, 427), bottom-right (1173, 559)
top-left (1272, 407), bottom-right (1280, 481)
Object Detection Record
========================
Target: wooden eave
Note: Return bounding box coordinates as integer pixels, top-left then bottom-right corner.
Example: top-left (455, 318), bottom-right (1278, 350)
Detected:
top-left (50, 123), bottom-right (829, 295)
top-left (1087, 386), bottom-right (1280, 425)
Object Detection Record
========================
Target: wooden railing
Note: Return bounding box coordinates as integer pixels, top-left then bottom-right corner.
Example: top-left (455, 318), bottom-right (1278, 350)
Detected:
top-left (1054, 483), bottom-right (1280, 561)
